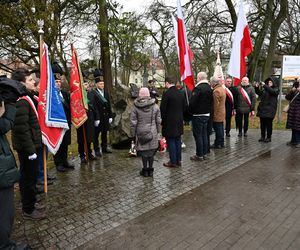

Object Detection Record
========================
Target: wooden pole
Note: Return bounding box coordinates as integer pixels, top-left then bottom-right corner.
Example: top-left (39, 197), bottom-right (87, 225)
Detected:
top-left (38, 20), bottom-right (48, 193)
top-left (83, 124), bottom-right (89, 162)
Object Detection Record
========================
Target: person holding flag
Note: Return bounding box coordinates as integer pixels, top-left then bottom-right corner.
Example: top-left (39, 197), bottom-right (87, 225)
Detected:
top-left (77, 81), bottom-right (98, 163)
top-left (52, 62), bottom-right (74, 172)
top-left (235, 77), bottom-right (256, 137)
top-left (11, 68), bottom-right (46, 220)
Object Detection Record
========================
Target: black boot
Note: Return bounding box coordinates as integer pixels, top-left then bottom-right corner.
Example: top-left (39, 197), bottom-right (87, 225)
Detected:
top-left (148, 168), bottom-right (154, 177)
top-left (139, 168), bottom-right (148, 177)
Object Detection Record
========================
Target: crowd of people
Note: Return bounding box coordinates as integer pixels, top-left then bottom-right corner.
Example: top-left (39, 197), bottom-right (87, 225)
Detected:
top-left (0, 65), bottom-right (300, 249)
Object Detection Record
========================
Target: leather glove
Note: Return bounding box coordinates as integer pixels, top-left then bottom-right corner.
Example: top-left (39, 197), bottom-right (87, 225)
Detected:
top-left (28, 153), bottom-right (37, 160)
top-left (94, 120), bottom-right (100, 127)
top-left (109, 118), bottom-right (113, 124)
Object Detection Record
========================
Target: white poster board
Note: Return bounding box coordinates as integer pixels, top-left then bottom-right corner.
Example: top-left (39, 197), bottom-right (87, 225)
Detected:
top-left (282, 55), bottom-right (300, 80)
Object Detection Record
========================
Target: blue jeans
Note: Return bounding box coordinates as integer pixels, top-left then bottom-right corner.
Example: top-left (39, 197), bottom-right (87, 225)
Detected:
top-left (213, 122), bottom-right (224, 147)
top-left (166, 137), bottom-right (182, 164)
top-left (192, 116), bottom-right (210, 157)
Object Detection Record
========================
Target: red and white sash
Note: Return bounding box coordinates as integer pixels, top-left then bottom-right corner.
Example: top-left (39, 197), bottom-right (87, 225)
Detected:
top-left (240, 87), bottom-right (251, 108)
top-left (225, 87), bottom-right (234, 106)
top-left (19, 96), bottom-right (39, 120)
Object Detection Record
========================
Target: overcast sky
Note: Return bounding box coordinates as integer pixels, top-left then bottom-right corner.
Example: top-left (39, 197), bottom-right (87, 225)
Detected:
top-left (116, 0), bottom-right (190, 13)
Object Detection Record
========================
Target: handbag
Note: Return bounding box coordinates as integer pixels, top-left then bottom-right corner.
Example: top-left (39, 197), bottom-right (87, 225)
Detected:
top-left (137, 107), bottom-right (154, 145)
top-left (283, 92), bottom-right (299, 113)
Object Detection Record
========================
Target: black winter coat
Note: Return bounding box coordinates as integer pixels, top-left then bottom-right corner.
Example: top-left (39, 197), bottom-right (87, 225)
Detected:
top-left (286, 90), bottom-right (300, 130)
top-left (0, 103), bottom-right (19, 190)
top-left (89, 88), bottom-right (112, 131)
top-left (160, 86), bottom-right (185, 138)
top-left (77, 91), bottom-right (97, 144)
top-left (255, 78), bottom-right (279, 119)
top-left (189, 81), bottom-right (213, 115)
top-left (225, 87), bottom-right (236, 117)
top-left (12, 93), bottom-right (42, 155)
top-left (60, 90), bottom-right (72, 145)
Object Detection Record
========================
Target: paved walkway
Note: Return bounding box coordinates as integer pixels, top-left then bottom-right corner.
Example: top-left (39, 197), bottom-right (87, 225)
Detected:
top-left (12, 129), bottom-right (294, 249)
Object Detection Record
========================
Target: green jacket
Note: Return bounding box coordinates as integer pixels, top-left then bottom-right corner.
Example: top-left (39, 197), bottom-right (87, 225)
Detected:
top-left (0, 103), bottom-right (20, 189)
top-left (12, 94), bottom-right (42, 155)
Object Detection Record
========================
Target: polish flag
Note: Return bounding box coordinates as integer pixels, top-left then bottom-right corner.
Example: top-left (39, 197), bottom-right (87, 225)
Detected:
top-left (227, 1), bottom-right (253, 86)
top-left (176, 0), bottom-right (194, 91)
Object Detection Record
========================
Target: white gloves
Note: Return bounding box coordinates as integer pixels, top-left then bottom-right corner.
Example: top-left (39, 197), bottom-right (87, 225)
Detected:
top-left (28, 153), bottom-right (37, 160)
top-left (109, 118), bottom-right (113, 124)
top-left (94, 120), bottom-right (100, 127)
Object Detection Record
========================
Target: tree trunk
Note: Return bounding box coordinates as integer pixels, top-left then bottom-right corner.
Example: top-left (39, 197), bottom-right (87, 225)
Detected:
top-left (98, 0), bottom-right (113, 94)
top-left (262, 0), bottom-right (288, 80)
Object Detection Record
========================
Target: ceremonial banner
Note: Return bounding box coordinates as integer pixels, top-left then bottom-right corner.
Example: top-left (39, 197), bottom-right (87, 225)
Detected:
top-left (175, 0), bottom-right (194, 91)
top-left (227, 1), bottom-right (253, 86)
top-left (38, 43), bottom-right (69, 155)
top-left (70, 45), bottom-right (88, 128)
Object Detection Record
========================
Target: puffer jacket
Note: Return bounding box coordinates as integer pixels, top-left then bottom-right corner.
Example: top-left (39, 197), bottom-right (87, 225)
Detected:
top-left (235, 85), bottom-right (256, 114)
top-left (0, 103), bottom-right (19, 189)
top-left (12, 92), bottom-right (42, 155)
top-left (255, 77), bottom-right (279, 119)
top-left (130, 97), bottom-right (161, 151)
top-left (286, 90), bottom-right (300, 130)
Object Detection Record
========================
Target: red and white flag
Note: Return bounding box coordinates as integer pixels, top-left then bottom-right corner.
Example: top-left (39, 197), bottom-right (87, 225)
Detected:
top-left (174, 0), bottom-right (194, 91)
top-left (227, 1), bottom-right (253, 86)
top-left (38, 43), bottom-right (69, 155)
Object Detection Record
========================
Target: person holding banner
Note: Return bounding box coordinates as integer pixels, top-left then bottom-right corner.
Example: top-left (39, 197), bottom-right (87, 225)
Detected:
top-left (77, 82), bottom-right (97, 163)
top-left (235, 77), bottom-right (256, 137)
top-left (11, 68), bottom-right (46, 220)
top-left (52, 62), bottom-right (74, 172)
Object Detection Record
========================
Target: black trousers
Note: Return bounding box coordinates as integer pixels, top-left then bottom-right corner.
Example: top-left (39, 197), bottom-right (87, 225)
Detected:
top-left (94, 126), bottom-right (108, 151)
top-left (18, 151), bottom-right (38, 214)
top-left (0, 187), bottom-right (15, 250)
top-left (54, 140), bottom-right (68, 167)
top-left (225, 114), bottom-right (232, 134)
top-left (78, 143), bottom-right (92, 158)
top-left (260, 117), bottom-right (273, 138)
top-left (236, 112), bottom-right (249, 133)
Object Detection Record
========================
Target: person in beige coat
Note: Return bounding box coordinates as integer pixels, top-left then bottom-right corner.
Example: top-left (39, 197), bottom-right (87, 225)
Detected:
top-left (130, 87), bottom-right (161, 177)
top-left (211, 77), bottom-right (226, 149)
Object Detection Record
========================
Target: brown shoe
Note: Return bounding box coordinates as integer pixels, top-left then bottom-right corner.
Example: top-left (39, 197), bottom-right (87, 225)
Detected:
top-left (190, 155), bottom-right (203, 161)
top-left (163, 162), bottom-right (177, 168)
top-left (23, 209), bottom-right (46, 220)
top-left (176, 161), bottom-right (182, 167)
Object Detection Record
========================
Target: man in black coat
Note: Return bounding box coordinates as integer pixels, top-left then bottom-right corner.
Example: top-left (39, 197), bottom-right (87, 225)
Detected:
top-left (160, 76), bottom-right (185, 168)
top-left (77, 82), bottom-right (98, 163)
top-left (90, 69), bottom-right (113, 156)
top-left (224, 77), bottom-right (236, 137)
top-left (189, 72), bottom-right (213, 161)
top-left (52, 62), bottom-right (74, 172)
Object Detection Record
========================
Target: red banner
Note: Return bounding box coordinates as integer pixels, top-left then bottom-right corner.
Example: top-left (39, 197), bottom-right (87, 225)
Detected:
top-left (70, 46), bottom-right (87, 128)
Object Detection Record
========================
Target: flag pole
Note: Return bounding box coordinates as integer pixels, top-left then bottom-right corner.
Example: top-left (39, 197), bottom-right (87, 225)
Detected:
top-left (38, 20), bottom-right (48, 194)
